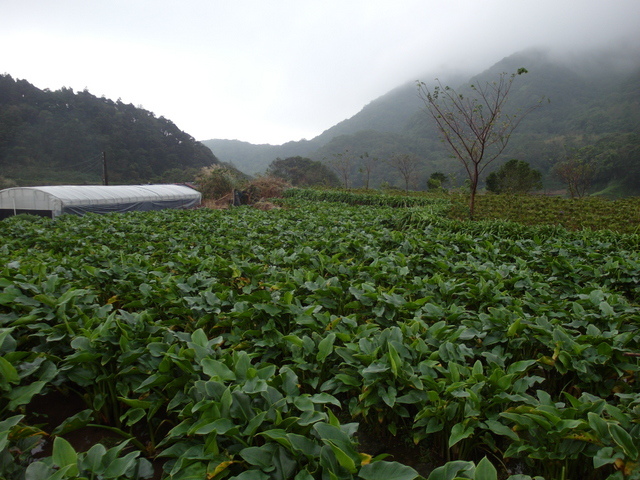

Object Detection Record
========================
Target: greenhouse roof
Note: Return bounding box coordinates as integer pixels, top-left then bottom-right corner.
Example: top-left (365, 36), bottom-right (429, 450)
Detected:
top-left (0, 184), bottom-right (201, 218)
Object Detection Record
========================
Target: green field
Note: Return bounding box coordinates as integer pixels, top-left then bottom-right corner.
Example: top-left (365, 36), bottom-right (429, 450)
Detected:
top-left (1, 193), bottom-right (639, 480)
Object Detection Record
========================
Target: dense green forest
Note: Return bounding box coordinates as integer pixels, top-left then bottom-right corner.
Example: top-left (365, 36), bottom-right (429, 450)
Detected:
top-left (203, 48), bottom-right (640, 196)
top-left (0, 75), bottom-right (219, 186)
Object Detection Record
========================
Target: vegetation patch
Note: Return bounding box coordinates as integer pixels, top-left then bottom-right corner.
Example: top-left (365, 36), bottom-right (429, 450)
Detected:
top-left (0, 196), bottom-right (639, 479)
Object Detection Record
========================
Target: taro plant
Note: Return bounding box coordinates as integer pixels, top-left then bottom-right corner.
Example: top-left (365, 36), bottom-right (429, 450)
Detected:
top-left (413, 357), bottom-right (543, 464)
top-left (25, 437), bottom-right (154, 480)
top-left (499, 390), bottom-right (617, 479)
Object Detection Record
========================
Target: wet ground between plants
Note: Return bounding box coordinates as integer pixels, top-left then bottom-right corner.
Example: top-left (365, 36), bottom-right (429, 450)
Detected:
top-left (26, 389), bottom-right (164, 479)
top-left (354, 423), bottom-right (433, 477)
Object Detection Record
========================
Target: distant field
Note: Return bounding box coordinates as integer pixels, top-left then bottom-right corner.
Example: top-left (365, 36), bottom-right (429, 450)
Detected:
top-left (284, 188), bottom-right (640, 234)
top-left (447, 193), bottom-right (640, 234)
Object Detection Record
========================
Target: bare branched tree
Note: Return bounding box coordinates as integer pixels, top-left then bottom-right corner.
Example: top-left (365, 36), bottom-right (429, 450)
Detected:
top-left (388, 153), bottom-right (421, 191)
top-left (358, 152), bottom-right (378, 190)
top-left (328, 149), bottom-right (353, 189)
top-left (554, 146), bottom-right (599, 198)
top-left (417, 69), bottom-right (540, 218)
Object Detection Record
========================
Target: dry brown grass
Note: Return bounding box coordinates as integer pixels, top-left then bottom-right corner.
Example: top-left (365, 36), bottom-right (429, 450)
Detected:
top-left (201, 192), bottom-right (233, 209)
top-left (246, 176), bottom-right (291, 201)
top-left (198, 177), bottom-right (290, 211)
top-left (253, 200), bottom-right (280, 211)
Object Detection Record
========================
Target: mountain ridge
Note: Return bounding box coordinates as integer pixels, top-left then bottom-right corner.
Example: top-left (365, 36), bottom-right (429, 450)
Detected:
top-left (0, 75), bottom-right (219, 186)
top-left (202, 46), bottom-right (640, 189)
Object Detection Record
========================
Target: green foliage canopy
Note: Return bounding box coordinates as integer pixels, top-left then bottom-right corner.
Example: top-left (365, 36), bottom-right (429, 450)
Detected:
top-left (486, 159), bottom-right (542, 194)
top-left (0, 74), bottom-right (218, 185)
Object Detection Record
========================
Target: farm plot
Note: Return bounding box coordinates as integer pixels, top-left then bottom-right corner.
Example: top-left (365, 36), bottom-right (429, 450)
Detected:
top-left (0, 199), bottom-right (639, 480)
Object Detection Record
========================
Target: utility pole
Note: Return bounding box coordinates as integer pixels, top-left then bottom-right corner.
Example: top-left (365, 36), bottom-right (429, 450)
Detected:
top-left (102, 151), bottom-right (109, 185)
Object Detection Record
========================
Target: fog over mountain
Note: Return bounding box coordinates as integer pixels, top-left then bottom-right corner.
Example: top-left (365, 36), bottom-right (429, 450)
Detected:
top-left (202, 45), bottom-right (640, 194)
top-left (3, 1), bottom-right (638, 145)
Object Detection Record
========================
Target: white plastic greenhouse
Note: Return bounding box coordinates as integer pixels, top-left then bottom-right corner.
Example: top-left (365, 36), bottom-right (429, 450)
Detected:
top-left (0, 184), bottom-right (201, 219)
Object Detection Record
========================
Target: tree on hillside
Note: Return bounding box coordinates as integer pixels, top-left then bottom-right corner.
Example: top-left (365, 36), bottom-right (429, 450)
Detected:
top-left (554, 146), bottom-right (599, 198)
top-left (417, 69), bottom-right (540, 218)
top-left (358, 152), bottom-right (378, 190)
top-left (328, 149), bottom-right (354, 189)
top-left (486, 159), bottom-right (542, 194)
top-left (267, 156), bottom-right (339, 187)
top-left (388, 153), bottom-right (421, 191)
top-left (427, 172), bottom-right (449, 191)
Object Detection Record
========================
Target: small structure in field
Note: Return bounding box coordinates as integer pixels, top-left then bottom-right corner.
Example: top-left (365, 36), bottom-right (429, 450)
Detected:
top-left (0, 184), bottom-right (201, 219)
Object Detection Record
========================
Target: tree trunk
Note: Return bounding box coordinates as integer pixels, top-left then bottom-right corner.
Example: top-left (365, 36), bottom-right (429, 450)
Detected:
top-left (469, 168), bottom-right (479, 219)
top-left (469, 188), bottom-right (476, 220)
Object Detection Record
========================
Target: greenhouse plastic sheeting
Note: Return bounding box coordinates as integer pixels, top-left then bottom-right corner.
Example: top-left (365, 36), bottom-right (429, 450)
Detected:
top-left (0, 184), bottom-right (201, 219)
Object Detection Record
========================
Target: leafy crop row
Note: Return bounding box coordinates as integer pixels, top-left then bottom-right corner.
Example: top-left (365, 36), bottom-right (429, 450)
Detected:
top-left (283, 188), bottom-right (451, 210)
top-left (447, 194), bottom-right (640, 234)
top-left (0, 200), bottom-right (639, 479)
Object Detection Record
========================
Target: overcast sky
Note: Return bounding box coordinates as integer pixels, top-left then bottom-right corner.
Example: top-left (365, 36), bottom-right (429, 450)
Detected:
top-left (2, 1), bottom-right (639, 145)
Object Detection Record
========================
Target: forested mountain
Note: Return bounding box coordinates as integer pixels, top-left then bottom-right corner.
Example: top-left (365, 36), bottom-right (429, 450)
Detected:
top-left (3, 46), bottom-right (637, 192)
top-left (203, 48), bottom-right (640, 194)
top-left (0, 75), bottom-right (219, 186)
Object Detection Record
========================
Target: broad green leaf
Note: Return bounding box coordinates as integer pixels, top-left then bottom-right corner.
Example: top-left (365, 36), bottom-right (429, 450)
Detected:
top-left (0, 415), bottom-right (24, 451)
top-left (317, 333), bottom-right (336, 362)
top-left (294, 470), bottom-right (314, 480)
top-left (118, 396), bottom-right (152, 409)
top-left (506, 360), bottom-right (536, 375)
top-left (379, 386), bottom-right (397, 407)
top-left (471, 360), bottom-right (483, 377)
top-left (194, 418), bottom-right (236, 435)
top-left (327, 408), bottom-right (341, 427)
top-left (283, 335), bottom-right (304, 347)
top-left (103, 450), bottom-right (141, 478)
top-left (311, 392), bottom-right (341, 407)
top-left (271, 445), bottom-right (297, 480)
top-left (7, 381), bottom-right (46, 410)
top-left (587, 413), bottom-right (610, 441)
top-left (52, 409), bottom-right (92, 435)
top-left (608, 423), bottom-right (638, 459)
top-left (287, 433), bottom-right (319, 457)
top-left (0, 328), bottom-right (16, 352)
top-left (448, 422), bottom-right (474, 448)
top-left (52, 437), bottom-right (79, 476)
top-left (592, 446), bottom-right (619, 468)
top-left (243, 411), bottom-right (267, 437)
top-left (201, 358), bottom-right (236, 381)
top-left (294, 395), bottom-right (315, 412)
top-left (426, 460), bottom-right (475, 480)
top-left (483, 419), bottom-right (519, 441)
top-left (507, 318), bottom-right (521, 338)
top-left (334, 373), bottom-right (360, 386)
top-left (475, 457), bottom-right (498, 480)
top-left (239, 445), bottom-right (277, 469)
top-left (25, 461), bottom-right (54, 480)
top-left (83, 443), bottom-right (108, 473)
top-left (327, 440), bottom-right (357, 473)
top-left (359, 461), bottom-right (420, 480)
top-left (314, 422), bottom-right (359, 460)
top-left (260, 429), bottom-right (292, 449)
top-left (232, 471), bottom-right (269, 480)
top-left (388, 343), bottom-right (402, 378)
top-left (0, 356), bottom-right (19, 385)
top-left (599, 301), bottom-right (614, 317)
top-left (448, 362), bottom-right (461, 383)
top-left (191, 328), bottom-right (208, 347)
